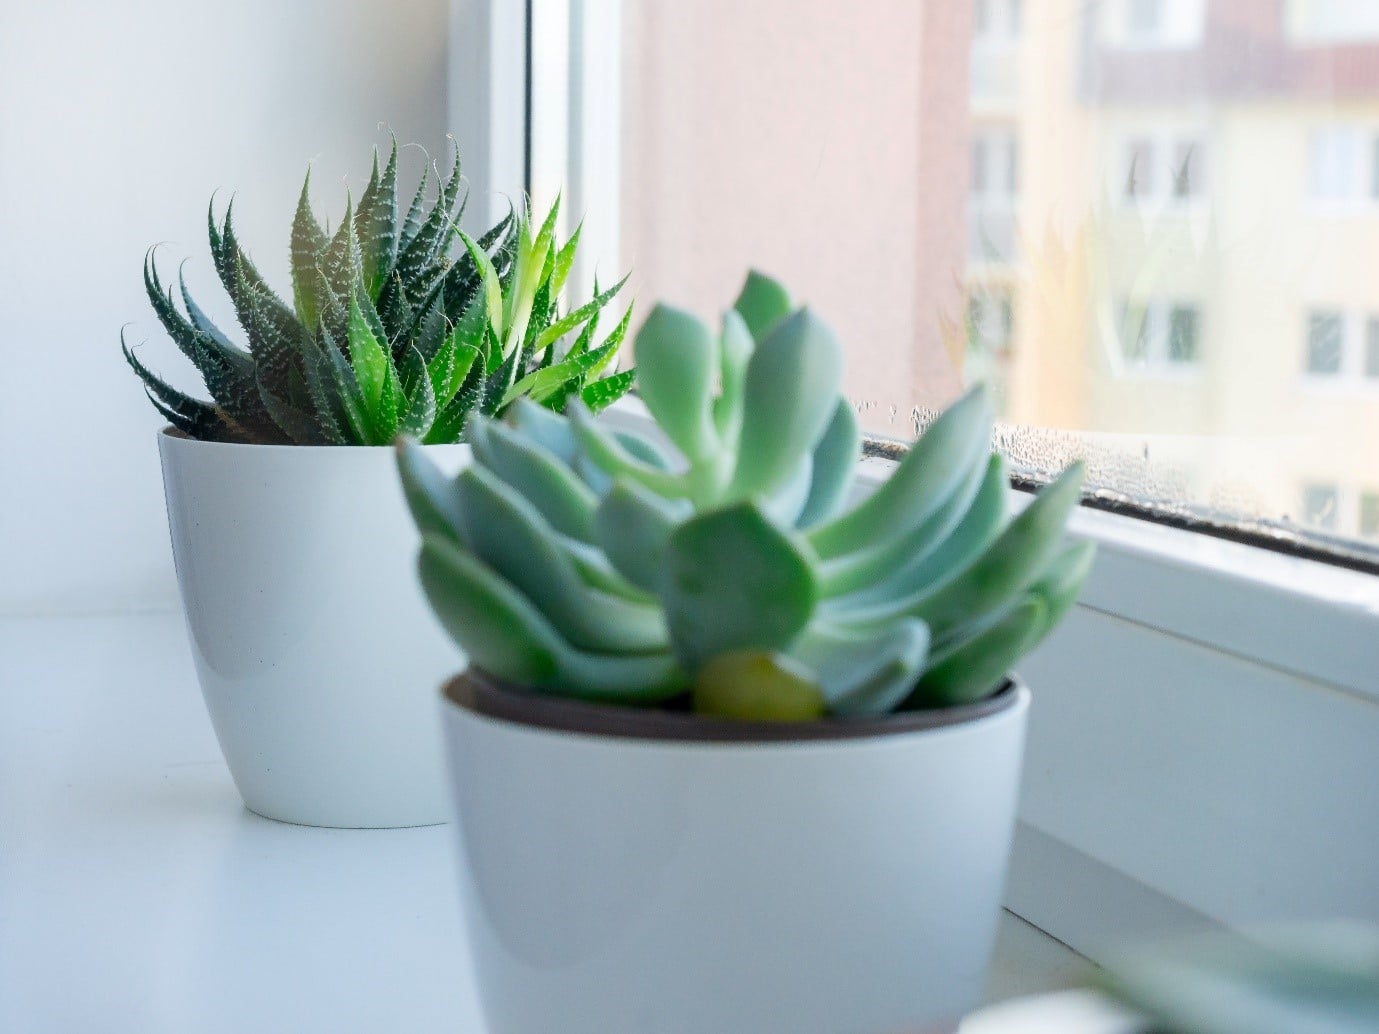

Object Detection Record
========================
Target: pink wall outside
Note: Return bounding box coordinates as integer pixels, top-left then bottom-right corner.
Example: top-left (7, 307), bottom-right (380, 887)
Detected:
top-left (619, 0), bottom-right (971, 434)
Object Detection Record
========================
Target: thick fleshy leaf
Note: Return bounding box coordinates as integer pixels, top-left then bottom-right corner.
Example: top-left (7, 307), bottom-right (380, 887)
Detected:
top-left (319, 326), bottom-right (370, 444)
top-left (579, 369), bottom-right (635, 414)
top-left (1026, 540), bottom-right (1096, 644)
top-left (727, 309), bottom-right (843, 500)
top-left (907, 596), bottom-right (1045, 708)
top-left (852, 462), bottom-right (1085, 639)
top-left (712, 309), bottom-right (754, 443)
top-left (455, 466), bottom-right (668, 653)
top-left (732, 269), bottom-right (793, 341)
top-left (532, 274), bottom-right (629, 352)
top-left (796, 399), bottom-right (861, 529)
top-left (290, 171), bottom-right (328, 329)
top-left (122, 333), bottom-right (239, 441)
top-left (395, 438), bottom-right (466, 542)
top-left (808, 384), bottom-right (993, 559)
top-left (469, 415), bottom-right (599, 541)
top-left (661, 503), bottom-right (817, 673)
top-left (594, 479), bottom-right (693, 594)
top-left (397, 346), bottom-right (437, 437)
top-left (458, 229), bottom-right (504, 343)
top-left (356, 139), bottom-right (399, 298)
top-left (347, 293), bottom-right (390, 419)
top-left (633, 304), bottom-right (719, 460)
top-left (789, 619), bottom-right (930, 716)
top-left (816, 443), bottom-right (987, 597)
top-left (568, 402), bottom-right (688, 499)
top-left (419, 534), bottom-right (685, 701)
top-left (829, 453), bottom-right (1009, 608)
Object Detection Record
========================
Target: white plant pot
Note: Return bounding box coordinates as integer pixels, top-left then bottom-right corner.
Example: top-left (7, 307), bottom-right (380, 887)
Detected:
top-left (158, 429), bottom-right (468, 828)
top-left (441, 669), bottom-right (1031, 1034)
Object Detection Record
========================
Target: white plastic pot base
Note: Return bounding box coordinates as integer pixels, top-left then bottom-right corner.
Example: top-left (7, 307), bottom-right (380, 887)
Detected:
top-left (158, 430), bottom-right (468, 829)
top-left (442, 675), bottom-right (1031, 1034)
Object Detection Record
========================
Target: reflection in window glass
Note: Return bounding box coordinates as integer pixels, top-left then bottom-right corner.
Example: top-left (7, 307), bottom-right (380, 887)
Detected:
top-left (1168, 306), bottom-right (1199, 363)
top-left (1125, 139), bottom-right (1155, 200)
top-left (616, 1), bottom-right (1379, 554)
top-left (1303, 483), bottom-right (1340, 530)
top-left (1362, 493), bottom-right (1379, 539)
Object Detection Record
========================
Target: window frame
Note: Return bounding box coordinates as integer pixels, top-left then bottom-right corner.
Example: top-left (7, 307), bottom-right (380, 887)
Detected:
top-left (479, 0), bottom-right (1379, 965)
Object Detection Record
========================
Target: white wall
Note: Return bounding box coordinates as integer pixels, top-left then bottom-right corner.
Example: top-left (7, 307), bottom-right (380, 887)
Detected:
top-left (0, 0), bottom-right (450, 615)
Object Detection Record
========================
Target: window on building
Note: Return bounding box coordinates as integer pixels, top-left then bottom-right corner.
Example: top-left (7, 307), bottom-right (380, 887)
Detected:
top-left (1105, 0), bottom-right (1205, 50)
top-left (1306, 312), bottom-right (1345, 375)
top-left (1366, 318), bottom-right (1379, 379)
top-left (969, 128), bottom-right (1019, 265)
top-left (1302, 483), bottom-right (1341, 530)
top-left (968, 290), bottom-right (1015, 356)
top-left (1172, 140), bottom-right (1205, 199)
top-left (1167, 306), bottom-right (1200, 363)
top-left (1309, 127), bottom-right (1360, 201)
top-left (1125, 139), bottom-right (1155, 200)
top-left (1122, 135), bottom-right (1207, 204)
top-left (1288, 1), bottom-right (1379, 45)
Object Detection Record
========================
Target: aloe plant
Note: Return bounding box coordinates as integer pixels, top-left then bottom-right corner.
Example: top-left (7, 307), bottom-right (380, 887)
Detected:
top-left (124, 138), bottom-right (632, 445)
top-left (398, 271), bottom-right (1094, 720)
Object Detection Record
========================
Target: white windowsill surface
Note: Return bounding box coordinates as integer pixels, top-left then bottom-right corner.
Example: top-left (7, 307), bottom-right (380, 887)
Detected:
top-left (0, 613), bottom-right (1087, 1032)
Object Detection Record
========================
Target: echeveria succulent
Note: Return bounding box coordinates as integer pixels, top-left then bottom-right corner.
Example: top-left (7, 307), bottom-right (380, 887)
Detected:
top-left (398, 271), bottom-right (1093, 719)
top-left (124, 137), bottom-right (631, 445)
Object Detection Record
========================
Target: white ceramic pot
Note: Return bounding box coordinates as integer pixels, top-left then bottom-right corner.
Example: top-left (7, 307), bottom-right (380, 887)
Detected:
top-left (441, 670), bottom-right (1031, 1034)
top-left (158, 429), bottom-right (468, 828)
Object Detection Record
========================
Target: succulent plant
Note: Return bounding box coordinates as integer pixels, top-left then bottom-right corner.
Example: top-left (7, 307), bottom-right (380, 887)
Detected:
top-left (1097, 924), bottom-right (1379, 1033)
top-left (398, 271), bottom-right (1094, 720)
top-left (124, 138), bottom-right (632, 445)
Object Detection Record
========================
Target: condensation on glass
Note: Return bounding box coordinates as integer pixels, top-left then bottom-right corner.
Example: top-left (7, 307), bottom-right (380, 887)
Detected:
top-left (618, 0), bottom-right (1379, 558)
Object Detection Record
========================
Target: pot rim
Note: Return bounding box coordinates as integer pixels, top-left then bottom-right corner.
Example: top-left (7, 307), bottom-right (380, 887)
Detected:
top-left (157, 426), bottom-right (470, 454)
top-left (444, 667), bottom-right (1027, 744)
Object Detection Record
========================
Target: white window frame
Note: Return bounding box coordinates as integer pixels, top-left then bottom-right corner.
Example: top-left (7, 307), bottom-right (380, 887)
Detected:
top-left (467, 0), bottom-right (1379, 963)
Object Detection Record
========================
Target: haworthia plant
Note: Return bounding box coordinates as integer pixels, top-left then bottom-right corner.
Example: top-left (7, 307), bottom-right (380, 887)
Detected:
top-left (124, 137), bottom-right (633, 445)
top-left (398, 271), bottom-right (1094, 720)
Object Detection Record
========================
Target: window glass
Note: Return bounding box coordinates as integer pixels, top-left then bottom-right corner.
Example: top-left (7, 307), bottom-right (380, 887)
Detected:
top-left (1125, 139), bottom-right (1155, 200)
top-left (1168, 306), bottom-right (1200, 363)
top-left (617, 1), bottom-right (1379, 557)
top-left (1172, 140), bottom-right (1204, 199)
top-left (1309, 127), bottom-right (1358, 201)
top-left (1361, 492), bottom-right (1379, 538)
top-left (1306, 312), bottom-right (1344, 375)
top-left (1366, 317), bottom-right (1379, 378)
top-left (1303, 483), bottom-right (1341, 530)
